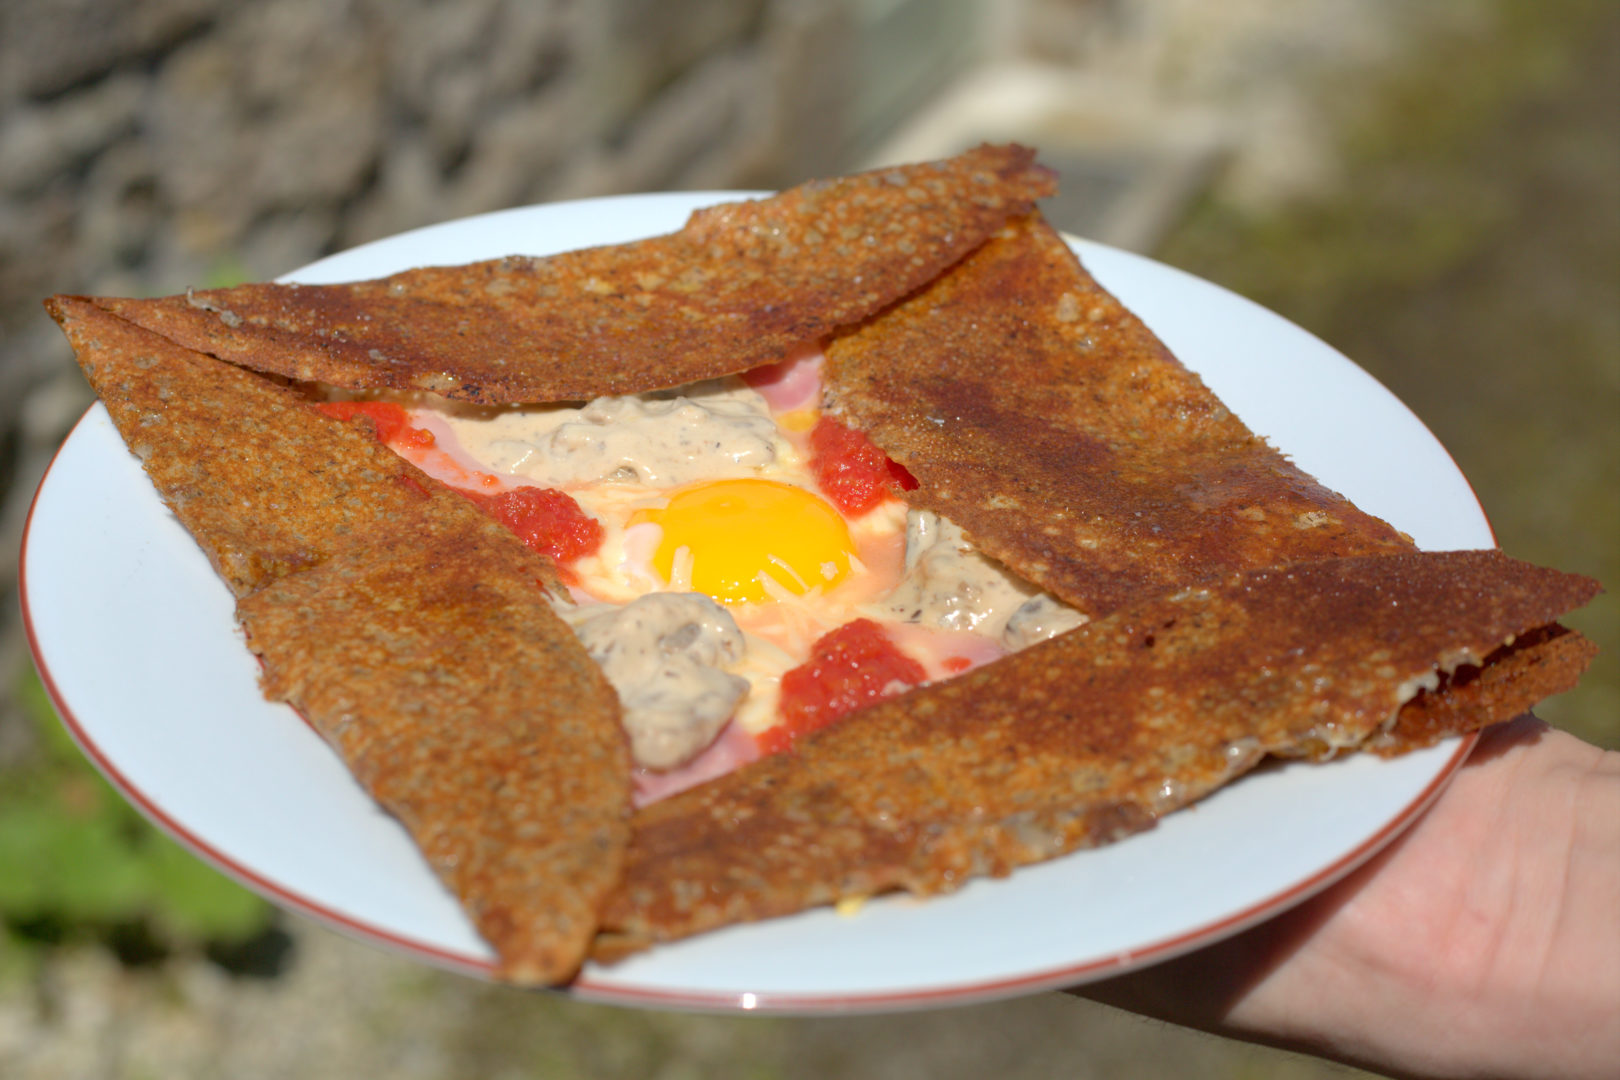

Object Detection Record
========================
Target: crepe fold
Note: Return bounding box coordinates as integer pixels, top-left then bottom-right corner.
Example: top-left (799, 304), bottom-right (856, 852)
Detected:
top-left (814, 208), bottom-right (1601, 744)
top-left (594, 550), bottom-right (1598, 957)
top-left (822, 213), bottom-right (1414, 617)
top-left (78, 144), bottom-right (1055, 405)
top-left (236, 531), bottom-right (629, 984)
top-left (47, 296), bottom-right (629, 985)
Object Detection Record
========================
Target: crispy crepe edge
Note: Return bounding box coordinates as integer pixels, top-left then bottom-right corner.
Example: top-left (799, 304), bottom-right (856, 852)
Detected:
top-left (593, 550), bottom-right (1599, 959)
top-left (46, 296), bottom-right (630, 984)
top-left (822, 212), bottom-right (1414, 617)
top-left (85, 145), bottom-right (1056, 404)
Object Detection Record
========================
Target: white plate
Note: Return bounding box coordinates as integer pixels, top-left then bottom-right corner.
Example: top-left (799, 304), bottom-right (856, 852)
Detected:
top-left (22, 192), bottom-right (1492, 1013)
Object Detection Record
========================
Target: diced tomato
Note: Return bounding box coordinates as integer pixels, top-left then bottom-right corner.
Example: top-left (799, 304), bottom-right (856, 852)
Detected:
top-left (470, 485), bottom-right (604, 566)
top-left (807, 415), bottom-right (917, 516)
top-left (315, 400), bottom-right (435, 449)
top-left (315, 401), bottom-right (596, 566)
top-left (761, 618), bottom-right (926, 754)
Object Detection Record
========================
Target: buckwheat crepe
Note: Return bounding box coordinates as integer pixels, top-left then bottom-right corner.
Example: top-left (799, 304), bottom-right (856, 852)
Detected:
top-left (44, 146), bottom-right (1600, 982)
top-left (821, 213), bottom-right (1414, 617)
top-left (595, 551), bottom-right (1597, 957)
top-left (81, 144), bottom-right (1056, 404)
top-left (47, 295), bottom-right (628, 984)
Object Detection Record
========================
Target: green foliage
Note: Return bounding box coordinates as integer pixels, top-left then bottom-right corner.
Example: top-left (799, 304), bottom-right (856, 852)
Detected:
top-left (1156, 0), bottom-right (1618, 750)
top-left (200, 255), bottom-right (252, 290)
top-left (0, 671), bottom-right (272, 954)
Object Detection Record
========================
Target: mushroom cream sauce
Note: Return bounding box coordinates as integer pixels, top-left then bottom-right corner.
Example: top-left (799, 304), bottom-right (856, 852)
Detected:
top-left (366, 346), bottom-right (1084, 804)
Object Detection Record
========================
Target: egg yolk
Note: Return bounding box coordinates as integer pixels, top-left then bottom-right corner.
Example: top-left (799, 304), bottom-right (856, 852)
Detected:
top-left (633, 479), bottom-right (855, 604)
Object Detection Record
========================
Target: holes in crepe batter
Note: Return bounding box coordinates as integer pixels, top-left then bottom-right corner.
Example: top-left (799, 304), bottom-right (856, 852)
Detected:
top-left (1142, 617), bottom-right (1178, 649)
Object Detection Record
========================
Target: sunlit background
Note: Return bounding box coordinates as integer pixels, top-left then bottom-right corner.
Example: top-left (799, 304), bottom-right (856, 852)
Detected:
top-left (2, 1), bottom-right (1614, 1076)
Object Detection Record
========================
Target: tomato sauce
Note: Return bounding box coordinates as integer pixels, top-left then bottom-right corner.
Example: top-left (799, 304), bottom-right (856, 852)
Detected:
top-left (314, 400), bottom-right (436, 449)
top-left (314, 399), bottom-right (603, 567)
top-left (807, 415), bottom-right (918, 516)
top-left (761, 618), bottom-right (926, 753)
top-left (462, 486), bottom-right (604, 565)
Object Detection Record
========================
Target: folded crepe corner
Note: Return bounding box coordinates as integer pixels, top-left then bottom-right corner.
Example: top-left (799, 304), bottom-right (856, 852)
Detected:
top-left (48, 294), bottom-right (628, 985)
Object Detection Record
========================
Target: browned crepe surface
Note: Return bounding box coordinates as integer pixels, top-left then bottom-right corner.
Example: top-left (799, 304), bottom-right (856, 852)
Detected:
top-left (79, 145), bottom-right (1055, 405)
top-left (237, 530), bottom-right (629, 984)
top-left (822, 213), bottom-right (1414, 617)
top-left (46, 295), bottom-right (548, 597)
top-left (596, 550), bottom-right (1598, 957)
top-left (48, 297), bottom-right (628, 984)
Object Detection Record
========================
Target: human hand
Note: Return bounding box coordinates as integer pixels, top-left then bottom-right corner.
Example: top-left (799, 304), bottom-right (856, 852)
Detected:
top-left (1077, 716), bottom-right (1620, 1080)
